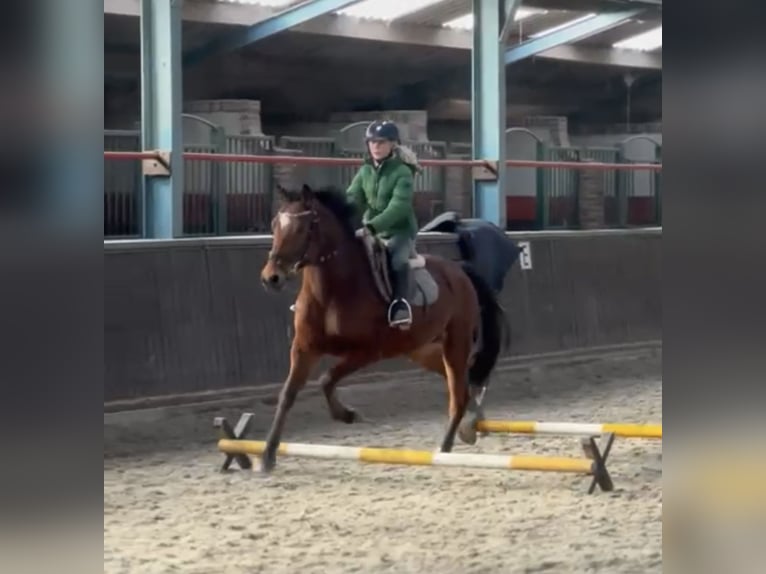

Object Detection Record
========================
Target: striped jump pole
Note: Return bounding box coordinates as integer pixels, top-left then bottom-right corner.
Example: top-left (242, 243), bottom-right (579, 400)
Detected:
top-left (213, 414), bottom-right (615, 494)
top-left (476, 420), bottom-right (662, 439)
top-left (218, 440), bottom-right (594, 473)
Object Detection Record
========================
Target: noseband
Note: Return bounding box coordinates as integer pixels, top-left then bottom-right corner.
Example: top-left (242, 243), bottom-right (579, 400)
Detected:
top-left (268, 207), bottom-right (339, 272)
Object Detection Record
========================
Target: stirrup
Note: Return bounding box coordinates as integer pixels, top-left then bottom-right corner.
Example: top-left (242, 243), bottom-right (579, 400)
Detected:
top-left (388, 298), bottom-right (413, 328)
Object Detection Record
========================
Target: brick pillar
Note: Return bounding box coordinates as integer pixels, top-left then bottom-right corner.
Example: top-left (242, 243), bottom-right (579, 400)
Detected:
top-left (443, 155), bottom-right (473, 217)
top-left (577, 159), bottom-right (606, 229)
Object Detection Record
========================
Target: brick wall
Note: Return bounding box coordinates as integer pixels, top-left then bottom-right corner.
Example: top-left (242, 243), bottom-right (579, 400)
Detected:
top-left (577, 160), bottom-right (606, 229)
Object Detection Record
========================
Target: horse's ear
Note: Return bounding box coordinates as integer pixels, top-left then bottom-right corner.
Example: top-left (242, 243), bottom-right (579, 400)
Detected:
top-left (276, 185), bottom-right (290, 202)
top-left (301, 184), bottom-right (313, 203)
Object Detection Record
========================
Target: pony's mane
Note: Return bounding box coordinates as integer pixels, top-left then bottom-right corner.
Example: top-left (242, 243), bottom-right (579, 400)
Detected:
top-left (285, 185), bottom-right (358, 239)
top-left (313, 186), bottom-right (359, 238)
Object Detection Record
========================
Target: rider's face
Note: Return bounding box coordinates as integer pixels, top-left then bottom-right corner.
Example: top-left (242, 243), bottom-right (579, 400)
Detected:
top-left (368, 139), bottom-right (394, 161)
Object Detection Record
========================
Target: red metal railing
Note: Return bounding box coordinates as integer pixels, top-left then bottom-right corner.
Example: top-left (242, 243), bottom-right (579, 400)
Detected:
top-left (104, 150), bottom-right (662, 172)
top-left (104, 149), bottom-right (662, 237)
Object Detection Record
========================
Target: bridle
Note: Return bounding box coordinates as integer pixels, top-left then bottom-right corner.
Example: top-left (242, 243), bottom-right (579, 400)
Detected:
top-left (268, 206), bottom-right (339, 273)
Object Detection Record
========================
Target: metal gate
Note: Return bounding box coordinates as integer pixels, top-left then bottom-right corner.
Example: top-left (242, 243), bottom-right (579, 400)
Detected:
top-left (104, 130), bottom-right (141, 237)
top-left (182, 114), bottom-right (227, 236)
top-left (225, 134), bottom-right (275, 233)
top-left (541, 146), bottom-right (580, 228)
top-left (583, 146), bottom-right (620, 227)
top-left (618, 135), bottom-right (661, 226)
top-left (505, 127), bottom-right (544, 230)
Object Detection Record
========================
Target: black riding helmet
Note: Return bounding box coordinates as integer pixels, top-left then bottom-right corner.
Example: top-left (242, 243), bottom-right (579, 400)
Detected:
top-left (365, 120), bottom-right (400, 144)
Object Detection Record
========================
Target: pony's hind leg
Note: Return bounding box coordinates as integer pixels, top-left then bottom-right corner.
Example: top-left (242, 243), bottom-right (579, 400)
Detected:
top-left (457, 384), bottom-right (488, 446)
top-left (408, 343), bottom-right (446, 377)
top-left (319, 354), bottom-right (376, 423)
top-left (261, 344), bottom-right (318, 474)
top-left (439, 335), bottom-right (472, 453)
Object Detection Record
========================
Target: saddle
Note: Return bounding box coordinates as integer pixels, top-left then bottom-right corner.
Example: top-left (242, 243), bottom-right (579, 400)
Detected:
top-left (360, 234), bottom-right (438, 308)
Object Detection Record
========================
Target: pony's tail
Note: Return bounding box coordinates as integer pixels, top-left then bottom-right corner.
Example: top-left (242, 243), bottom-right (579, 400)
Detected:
top-left (462, 263), bottom-right (509, 388)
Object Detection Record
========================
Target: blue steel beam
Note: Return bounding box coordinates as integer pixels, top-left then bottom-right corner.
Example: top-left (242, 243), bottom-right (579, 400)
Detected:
top-left (184, 0), bottom-right (363, 67)
top-left (472, 0), bottom-right (520, 227)
top-left (141, 0), bottom-right (183, 238)
top-left (504, 10), bottom-right (643, 65)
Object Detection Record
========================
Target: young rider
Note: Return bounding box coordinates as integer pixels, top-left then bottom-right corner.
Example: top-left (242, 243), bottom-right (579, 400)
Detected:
top-left (346, 120), bottom-right (421, 328)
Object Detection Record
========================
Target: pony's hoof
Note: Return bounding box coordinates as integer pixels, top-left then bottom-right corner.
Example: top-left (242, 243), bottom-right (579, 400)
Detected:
top-left (353, 411), bottom-right (376, 425)
top-left (260, 453), bottom-right (277, 474)
top-left (332, 406), bottom-right (362, 424)
top-left (343, 409), bottom-right (359, 424)
top-left (458, 415), bottom-right (479, 445)
top-left (346, 408), bottom-right (374, 424)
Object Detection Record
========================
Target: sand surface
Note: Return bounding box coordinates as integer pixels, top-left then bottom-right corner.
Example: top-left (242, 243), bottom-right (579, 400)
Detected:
top-left (104, 350), bottom-right (662, 574)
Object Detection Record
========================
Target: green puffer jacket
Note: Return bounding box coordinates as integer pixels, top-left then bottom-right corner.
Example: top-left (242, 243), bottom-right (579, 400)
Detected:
top-left (346, 151), bottom-right (418, 240)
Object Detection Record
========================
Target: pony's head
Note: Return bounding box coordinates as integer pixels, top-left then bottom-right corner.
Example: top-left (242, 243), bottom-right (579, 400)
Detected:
top-left (260, 183), bottom-right (358, 291)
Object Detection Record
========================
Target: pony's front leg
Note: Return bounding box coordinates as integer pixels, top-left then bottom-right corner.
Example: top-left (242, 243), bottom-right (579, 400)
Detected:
top-left (318, 354), bottom-right (377, 423)
top-left (261, 344), bottom-right (318, 474)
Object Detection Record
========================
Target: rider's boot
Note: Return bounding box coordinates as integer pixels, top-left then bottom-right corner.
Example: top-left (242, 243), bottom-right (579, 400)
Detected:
top-left (388, 266), bottom-right (413, 329)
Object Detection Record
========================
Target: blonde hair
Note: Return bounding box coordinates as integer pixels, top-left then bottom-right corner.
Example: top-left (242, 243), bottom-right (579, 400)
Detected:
top-left (393, 144), bottom-right (422, 174)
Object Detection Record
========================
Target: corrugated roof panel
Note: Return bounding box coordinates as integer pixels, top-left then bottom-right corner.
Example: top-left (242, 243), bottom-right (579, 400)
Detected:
top-left (442, 13), bottom-right (471, 29)
top-left (397, 0), bottom-right (469, 26)
top-left (613, 25), bottom-right (661, 51)
top-left (574, 19), bottom-right (659, 47)
top-left (528, 13), bottom-right (597, 38)
top-left (336, 0), bottom-right (447, 22)
top-left (212, 0), bottom-right (296, 6)
top-left (443, 7), bottom-right (549, 30)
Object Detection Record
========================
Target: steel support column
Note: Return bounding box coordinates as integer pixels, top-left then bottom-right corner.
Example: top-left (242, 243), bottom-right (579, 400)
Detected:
top-left (141, 0), bottom-right (183, 238)
top-left (472, 0), bottom-right (520, 227)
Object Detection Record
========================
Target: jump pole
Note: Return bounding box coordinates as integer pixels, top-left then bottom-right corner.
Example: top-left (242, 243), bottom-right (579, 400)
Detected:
top-left (218, 439), bottom-right (594, 472)
top-left (475, 420), bottom-right (662, 439)
top-left (214, 414), bottom-right (615, 494)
